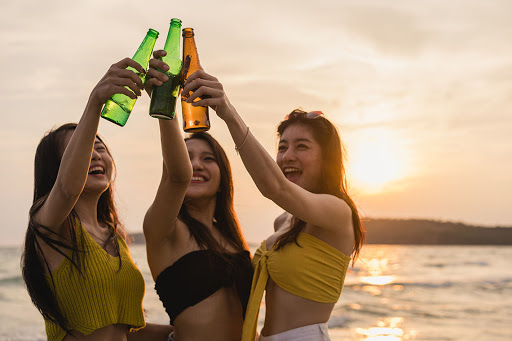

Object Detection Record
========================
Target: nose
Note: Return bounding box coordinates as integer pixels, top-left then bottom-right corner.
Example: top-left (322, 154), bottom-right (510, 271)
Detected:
top-left (91, 148), bottom-right (102, 160)
top-left (190, 156), bottom-right (204, 170)
top-left (281, 147), bottom-right (296, 163)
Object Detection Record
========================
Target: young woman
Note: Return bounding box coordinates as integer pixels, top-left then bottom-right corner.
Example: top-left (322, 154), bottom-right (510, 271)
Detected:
top-left (142, 51), bottom-right (253, 341)
top-left (21, 58), bottom-right (172, 341)
top-left (182, 70), bottom-right (365, 341)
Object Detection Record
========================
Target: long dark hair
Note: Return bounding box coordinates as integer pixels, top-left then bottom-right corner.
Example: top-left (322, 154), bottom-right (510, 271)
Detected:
top-left (21, 123), bottom-right (125, 332)
top-left (179, 132), bottom-right (248, 258)
top-left (274, 109), bottom-right (365, 264)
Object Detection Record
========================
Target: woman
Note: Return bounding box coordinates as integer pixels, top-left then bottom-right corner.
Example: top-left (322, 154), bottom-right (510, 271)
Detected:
top-left (182, 70), bottom-right (365, 341)
top-left (21, 58), bottom-right (172, 341)
top-left (142, 51), bottom-right (253, 341)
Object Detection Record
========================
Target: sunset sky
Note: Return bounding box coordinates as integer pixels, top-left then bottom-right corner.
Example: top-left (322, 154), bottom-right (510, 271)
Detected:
top-left (1, 0), bottom-right (511, 246)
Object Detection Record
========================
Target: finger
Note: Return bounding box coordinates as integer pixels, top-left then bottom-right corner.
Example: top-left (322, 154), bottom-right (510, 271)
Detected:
top-left (182, 78), bottom-right (222, 96)
top-left (145, 76), bottom-right (164, 89)
top-left (147, 64), bottom-right (169, 82)
top-left (187, 86), bottom-right (223, 103)
top-left (191, 97), bottom-right (223, 108)
top-left (113, 57), bottom-right (146, 75)
top-left (109, 85), bottom-right (138, 99)
top-left (152, 49), bottom-right (167, 58)
top-left (114, 68), bottom-right (144, 90)
top-left (109, 76), bottom-right (142, 96)
top-left (183, 70), bottom-right (218, 87)
top-left (149, 58), bottom-right (170, 73)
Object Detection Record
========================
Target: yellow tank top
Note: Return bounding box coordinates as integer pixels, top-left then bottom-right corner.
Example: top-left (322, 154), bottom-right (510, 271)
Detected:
top-left (242, 232), bottom-right (351, 341)
top-left (44, 220), bottom-right (146, 341)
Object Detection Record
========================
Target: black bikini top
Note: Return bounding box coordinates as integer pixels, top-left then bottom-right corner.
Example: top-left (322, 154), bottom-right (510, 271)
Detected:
top-left (154, 249), bottom-right (253, 325)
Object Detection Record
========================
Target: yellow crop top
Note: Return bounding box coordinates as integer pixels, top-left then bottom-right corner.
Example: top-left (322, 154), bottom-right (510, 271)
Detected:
top-left (44, 221), bottom-right (146, 341)
top-left (242, 232), bottom-right (351, 341)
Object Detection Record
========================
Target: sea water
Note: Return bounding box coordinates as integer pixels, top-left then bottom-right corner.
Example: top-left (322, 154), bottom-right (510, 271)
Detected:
top-left (1, 244), bottom-right (511, 340)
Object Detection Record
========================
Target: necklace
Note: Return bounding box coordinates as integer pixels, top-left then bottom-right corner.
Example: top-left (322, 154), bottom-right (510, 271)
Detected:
top-left (87, 227), bottom-right (112, 248)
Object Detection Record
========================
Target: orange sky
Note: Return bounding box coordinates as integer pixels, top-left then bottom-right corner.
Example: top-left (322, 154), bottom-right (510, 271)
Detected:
top-left (1, 0), bottom-right (511, 245)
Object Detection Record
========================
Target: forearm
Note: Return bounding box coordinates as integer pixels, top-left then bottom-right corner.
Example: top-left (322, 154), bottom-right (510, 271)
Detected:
top-left (128, 323), bottom-right (173, 341)
top-left (223, 112), bottom-right (286, 199)
top-left (159, 118), bottom-right (192, 183)
top-left (55, 98), bottom-right (103, 196)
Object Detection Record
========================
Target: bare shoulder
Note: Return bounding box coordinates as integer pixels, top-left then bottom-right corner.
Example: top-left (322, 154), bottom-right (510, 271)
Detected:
top-left (274, 211), bottom-right (291, 232)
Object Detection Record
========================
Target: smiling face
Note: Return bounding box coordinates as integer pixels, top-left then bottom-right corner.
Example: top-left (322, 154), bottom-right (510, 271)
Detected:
top-left (61, 131), bottom-right (114, 195)
top-left (185, 138), bottom-right (221, 200)
top-left (277, 123), bottom-right (324, 192)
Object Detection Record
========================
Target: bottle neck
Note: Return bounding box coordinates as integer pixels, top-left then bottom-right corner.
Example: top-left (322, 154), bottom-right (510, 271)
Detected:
top-left (163, 25), bottom-right (181, 59)
top-left (132, 32), bottom-right (158, 70)
top-left (182, 36), bottom-right (201, 76)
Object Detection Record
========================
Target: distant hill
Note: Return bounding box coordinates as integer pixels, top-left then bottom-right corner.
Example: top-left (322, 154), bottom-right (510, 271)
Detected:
top-left (364, 218), bottom-right (512, 245)
top-left (129, 218), bottom-right (512, 246)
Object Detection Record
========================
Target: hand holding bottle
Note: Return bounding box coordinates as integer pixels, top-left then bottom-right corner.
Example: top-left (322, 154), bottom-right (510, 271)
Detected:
top-left (181, 70), bottom-right (238, 122)
top-left (144, 50), bottom-right (171, 97)
top-left (101, 28), bottom-right (159, 126)
top-left (90, 58), bottom-right (145, 109)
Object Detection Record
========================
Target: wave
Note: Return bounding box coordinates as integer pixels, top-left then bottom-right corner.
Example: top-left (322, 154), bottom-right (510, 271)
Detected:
top-left (424, 261), bottom-right (490, 268)
top-left (345, 277), bottom-right (512, 290)
top-left (0, 275), bottom-right (23, 286)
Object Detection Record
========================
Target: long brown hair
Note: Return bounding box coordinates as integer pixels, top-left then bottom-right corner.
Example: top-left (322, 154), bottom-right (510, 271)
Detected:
top-left (180, 132), bottom-right (248, 258)
top-left (21, 123), bottom-right (125, 332)
top-left (274, 109), bottom-right (365, 264)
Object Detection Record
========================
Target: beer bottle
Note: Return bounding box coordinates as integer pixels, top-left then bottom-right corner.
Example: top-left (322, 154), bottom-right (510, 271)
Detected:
top-left (101, 29), bottom-right (159, 127)
top-left (149, 19), bottom-right (182, 120)
top-left (181, 28), bottom-right (210, 132)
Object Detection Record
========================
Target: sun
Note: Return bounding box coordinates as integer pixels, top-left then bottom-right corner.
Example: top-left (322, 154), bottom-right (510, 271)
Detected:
top-left (346, 129), bottom-right (408, 194)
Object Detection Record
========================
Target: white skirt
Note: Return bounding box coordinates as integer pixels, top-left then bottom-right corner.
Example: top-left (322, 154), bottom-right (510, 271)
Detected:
top-left (258, 323), bottom-right (330, 341)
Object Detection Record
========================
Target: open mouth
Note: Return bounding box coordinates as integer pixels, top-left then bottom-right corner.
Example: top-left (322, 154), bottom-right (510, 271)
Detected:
top-left (282, 167), bottom-right (301, 182)
top-left (88, 166), bottom-right (105, 175)
top-left (191, 175), bottom-right (207, 183)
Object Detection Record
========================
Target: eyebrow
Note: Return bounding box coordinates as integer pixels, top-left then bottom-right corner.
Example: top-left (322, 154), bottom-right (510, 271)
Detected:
top-left (279, 137), bottom-right (312, 144)
top-left (188, 151), bottom-right (216, 157)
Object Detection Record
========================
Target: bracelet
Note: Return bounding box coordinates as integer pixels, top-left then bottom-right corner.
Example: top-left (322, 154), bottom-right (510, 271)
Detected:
top-left (235, 126), bottom-right (250, 155)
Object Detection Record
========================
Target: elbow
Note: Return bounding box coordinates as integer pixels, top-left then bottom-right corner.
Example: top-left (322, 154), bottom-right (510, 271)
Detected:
top-left (258, 179), bottom-right (286, 202)
top-left (164, 162), bottom-right (193, 185)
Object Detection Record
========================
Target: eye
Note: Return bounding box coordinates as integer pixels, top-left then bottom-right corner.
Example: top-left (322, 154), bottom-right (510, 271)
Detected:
top-left (297, 144), bottom-right (309, 149)
top-left (278, 145), bottom-right (287, 152)
top-left (204, 156), bottom-right (216, 162)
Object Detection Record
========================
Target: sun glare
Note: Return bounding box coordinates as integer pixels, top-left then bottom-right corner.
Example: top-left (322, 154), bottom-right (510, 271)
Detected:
top-left (346, 128), bottom-right (409, 194)
top-left (355, 317), bottom-right (416, 341)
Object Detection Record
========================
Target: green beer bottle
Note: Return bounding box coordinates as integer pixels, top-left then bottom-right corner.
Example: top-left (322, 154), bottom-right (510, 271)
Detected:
top-left (101, 28), bottom-right (159, 127)
top-left (149, 19), bottom-right (182, 120)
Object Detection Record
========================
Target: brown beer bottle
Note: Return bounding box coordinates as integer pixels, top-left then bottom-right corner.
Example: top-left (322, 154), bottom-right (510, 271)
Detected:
top-left (181, 28), bottom-right (210, 132)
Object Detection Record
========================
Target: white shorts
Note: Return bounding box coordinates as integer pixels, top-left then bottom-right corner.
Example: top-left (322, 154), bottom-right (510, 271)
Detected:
top-left (258, 323), bottom-right (330, 341)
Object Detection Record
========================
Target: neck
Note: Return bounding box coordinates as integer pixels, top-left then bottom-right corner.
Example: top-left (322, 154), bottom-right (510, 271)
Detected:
top-left (73, 192), bottom-right (102, 227)
top-left (184, 196), bottom-right (217, 229)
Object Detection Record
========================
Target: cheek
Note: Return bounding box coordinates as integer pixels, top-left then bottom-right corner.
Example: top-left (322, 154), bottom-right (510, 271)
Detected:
top-left (309, 154), bottom-right (324, 175)
top-left (211, 166), bottom-right (221, 187)
top-left (276, 154), bottom-right (283, 166)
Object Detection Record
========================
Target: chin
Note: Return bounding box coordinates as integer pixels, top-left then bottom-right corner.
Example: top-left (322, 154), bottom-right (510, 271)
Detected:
top-left (84, 182), bottom-right (110, 193)
top-left (185, 190), bottom-right (216, 200)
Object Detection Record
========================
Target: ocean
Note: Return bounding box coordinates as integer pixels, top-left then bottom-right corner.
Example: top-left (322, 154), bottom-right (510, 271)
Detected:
top-left (1, 244), bottom-right (511, 341)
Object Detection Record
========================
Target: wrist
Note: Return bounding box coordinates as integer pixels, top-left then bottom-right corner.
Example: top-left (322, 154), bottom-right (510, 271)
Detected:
top-left (221, 106), bottom-right (240, 125)
top-left (87, 94), bottom-right (105, 111)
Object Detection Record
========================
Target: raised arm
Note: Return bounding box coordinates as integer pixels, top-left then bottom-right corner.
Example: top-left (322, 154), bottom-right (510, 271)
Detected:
top-left (182, 70), bottom-right (352, 233)
top-left (34, 58), bottom-right (145, 234)
top-left (143, 51), bottom-right (193, 276)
